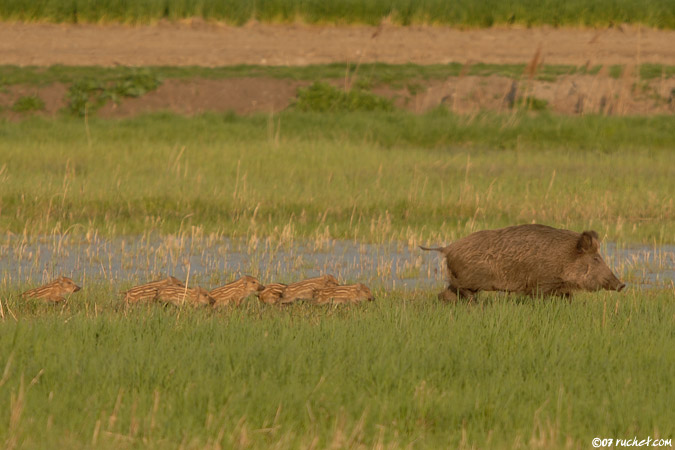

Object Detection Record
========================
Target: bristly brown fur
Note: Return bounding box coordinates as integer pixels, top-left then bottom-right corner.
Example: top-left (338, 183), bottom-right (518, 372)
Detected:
top-left (122, 276), bottom-right (184, 303)
top-left (21, 276), bottom-right (81, 303)
top-left (156, 285), bottom-right (214, 306)
top-left (422, 224), bottom-right (624, 301)
top-left (257, 283), bottom-right (287, 305)
top-left (281, 275), bottom-right (339, 304)
top-left (209, 275), bottom-right (264, 307)
top-left (314, 283), bottom-right (374, 305)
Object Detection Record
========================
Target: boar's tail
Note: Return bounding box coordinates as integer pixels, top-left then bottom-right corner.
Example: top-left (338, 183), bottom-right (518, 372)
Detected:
top-left (419, 245), bottom-right (447, 253)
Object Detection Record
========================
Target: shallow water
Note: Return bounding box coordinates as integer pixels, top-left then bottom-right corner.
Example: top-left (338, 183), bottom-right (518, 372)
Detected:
top-left (1, 234), bottom-right (673, 292)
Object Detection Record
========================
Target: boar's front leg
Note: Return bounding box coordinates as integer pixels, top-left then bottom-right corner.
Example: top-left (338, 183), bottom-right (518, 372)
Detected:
top-left (437, 284), bottom-right (476, 303)
top-left (437, 288), bottom-right (458, 302)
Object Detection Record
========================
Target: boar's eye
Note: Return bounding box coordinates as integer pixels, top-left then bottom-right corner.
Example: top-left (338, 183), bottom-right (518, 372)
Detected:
top-left (593, 255), bottom-right (602, 263)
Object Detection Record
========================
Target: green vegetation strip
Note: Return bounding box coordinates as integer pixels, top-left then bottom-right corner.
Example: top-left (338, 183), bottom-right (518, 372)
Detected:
top-left (1, 63), bottom-right (674, 87)
top-left (1, 0), bottom-right (674, 28)
top-left (0, 289), bottom-right (672, 449)
top-left (0, 111), bottom-right (673, 243)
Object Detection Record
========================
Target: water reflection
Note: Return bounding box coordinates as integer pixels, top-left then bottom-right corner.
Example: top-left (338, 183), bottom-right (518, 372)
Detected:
top-left (1, 235), bottom-right (672, 291)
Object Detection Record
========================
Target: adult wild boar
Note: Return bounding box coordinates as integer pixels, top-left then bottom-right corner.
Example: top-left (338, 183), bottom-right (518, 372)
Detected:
top-left (421, 224), bottom-right (625, 301)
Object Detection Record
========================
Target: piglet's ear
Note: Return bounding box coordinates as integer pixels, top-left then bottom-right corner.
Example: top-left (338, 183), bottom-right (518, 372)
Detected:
top-left (576, 230), bottom-right (599, 253)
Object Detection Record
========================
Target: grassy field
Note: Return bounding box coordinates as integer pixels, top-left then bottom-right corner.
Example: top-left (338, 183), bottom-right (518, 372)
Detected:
top-left (0, 0), bottom-right (674, 28)
top-left (0, 106), bottom-right (673, 448)
top-left (0, 287), bottom-right (673, 449)
top-left (0, 111), bottom-right (673, 243)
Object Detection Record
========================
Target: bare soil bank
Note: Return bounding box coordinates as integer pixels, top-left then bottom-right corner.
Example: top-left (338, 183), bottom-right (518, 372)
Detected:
top-left (2, 73), bottom-right (673, 119)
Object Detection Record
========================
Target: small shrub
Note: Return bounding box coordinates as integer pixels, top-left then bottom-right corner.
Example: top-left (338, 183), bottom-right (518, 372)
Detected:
top-left (65, 69), bottom-right (161, 116)
top-left (12, 95), bottom-right (46, 113)
top-left (65, 79), bottom-right (107, 116)
top-left (293, 82), bottom-right (394, 112)
top-left (110, 71), bottom-right (162, 100)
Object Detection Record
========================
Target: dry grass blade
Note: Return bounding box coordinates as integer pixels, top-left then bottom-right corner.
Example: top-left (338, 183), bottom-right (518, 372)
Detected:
top-left (525, 45), bottom-right (542, 80)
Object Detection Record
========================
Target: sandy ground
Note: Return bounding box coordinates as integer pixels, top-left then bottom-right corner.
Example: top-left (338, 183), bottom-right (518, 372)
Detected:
top-left (2, 21), bottom-right (675, 67)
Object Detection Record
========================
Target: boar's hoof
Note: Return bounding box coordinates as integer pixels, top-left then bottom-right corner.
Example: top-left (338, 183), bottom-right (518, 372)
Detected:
top-left (437, 288), bottom-right (458, 303)
top-left (438, 285), bottom-right (477, 303)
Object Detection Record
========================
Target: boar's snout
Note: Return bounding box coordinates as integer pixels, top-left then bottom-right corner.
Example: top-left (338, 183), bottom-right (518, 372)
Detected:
top-left (605, 275), bottom-right (625, 292)
top-left (613, 280), bottom-right (626, 292)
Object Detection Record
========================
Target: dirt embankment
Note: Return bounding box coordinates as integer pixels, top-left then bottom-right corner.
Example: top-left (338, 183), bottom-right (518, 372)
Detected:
top-left (1, 22), bottom-right (674, 117)
top-left (3, 74), bottom-right (673, 118)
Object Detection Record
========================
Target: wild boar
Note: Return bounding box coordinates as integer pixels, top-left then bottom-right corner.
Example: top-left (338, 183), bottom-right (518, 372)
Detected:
top-left (280, 274), bottom-right (339, 304)
top-left (122, 276), bottom-right (184, 303)
top-left (314, 283), bottom-right (375, 305)
top-left (421, 224), bottom-right (625, 301)
top-left (257, 283), bottom-right (287, 305)
top-left (21, 276), bottom-right (81, 302)
top-left (156, 285), bottom-right (215, 307)
top-left (209, 275), bottom-right (264, 307)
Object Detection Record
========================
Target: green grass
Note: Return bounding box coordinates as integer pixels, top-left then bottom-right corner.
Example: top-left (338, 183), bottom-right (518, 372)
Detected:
top-left (64, 69), bottom-right (161, 116)
top-left (0, 111), bottom-right (673, 243)
top-left (0, 0), bottom-right (674, 28)
top-left (10, 95), bottom-right (45, 113)
top-left (0, 287), bottom-right (672, 448)
top-left (293, 81), bottom-right (394, 112)
top-left (640, 63), bottom-right (675, 80)
top-left (2, 63), bottom-right (674, 88)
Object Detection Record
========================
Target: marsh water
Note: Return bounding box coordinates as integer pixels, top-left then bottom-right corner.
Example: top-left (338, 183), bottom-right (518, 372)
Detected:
top-left (1, 233), bottom-right (673, 292)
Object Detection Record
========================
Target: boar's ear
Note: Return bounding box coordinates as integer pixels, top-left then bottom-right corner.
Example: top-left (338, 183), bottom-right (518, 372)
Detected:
top-left (576, 230), bottom-right (599, 253)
